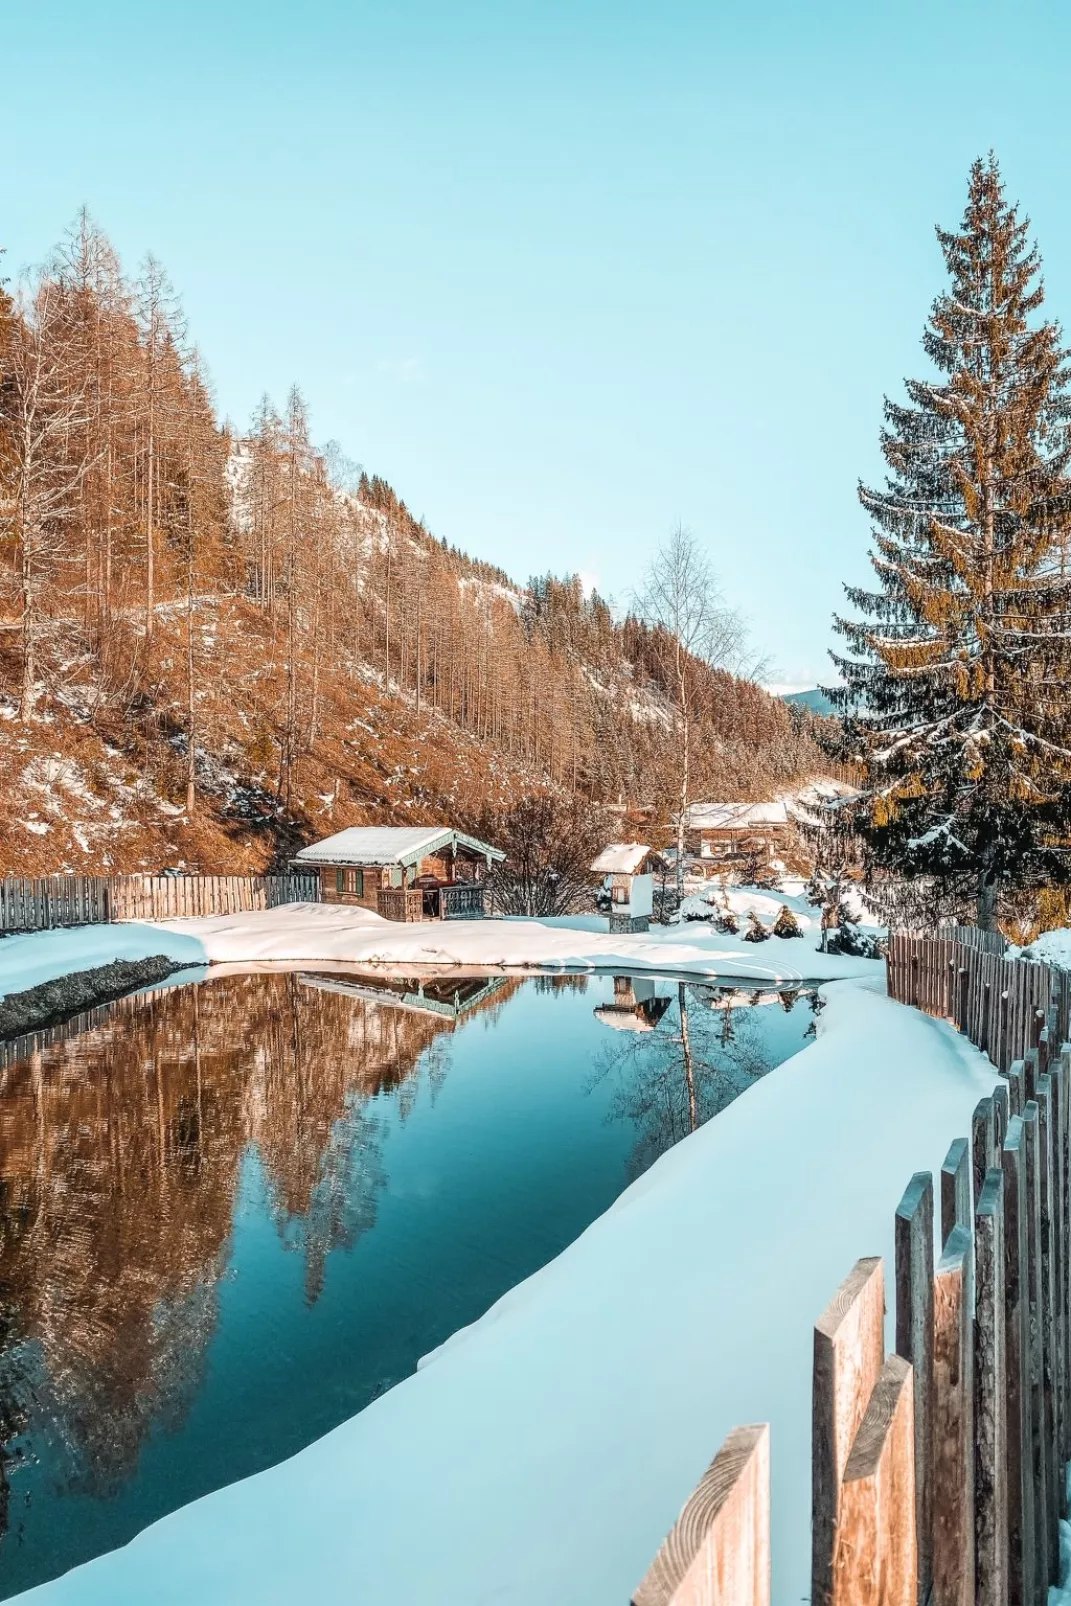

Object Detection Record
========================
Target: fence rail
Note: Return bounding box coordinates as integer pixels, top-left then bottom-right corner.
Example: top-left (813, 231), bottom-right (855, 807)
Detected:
top-left (630, 932), bottom-right (1071, 1604)
top-left (0, 873), bottom-right (320, 934)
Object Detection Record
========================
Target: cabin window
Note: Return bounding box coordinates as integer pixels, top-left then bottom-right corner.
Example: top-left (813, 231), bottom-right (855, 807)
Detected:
top-left (336, 869), bottom-right (345, 894)
top-left (392, 866), bottom-right (404, 888)
top-left (353, 869), bottom-right (364, 897)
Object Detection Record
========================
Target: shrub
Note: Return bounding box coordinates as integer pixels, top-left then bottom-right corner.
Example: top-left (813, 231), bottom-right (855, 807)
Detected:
top-left (714, 908), bottom-right (740, 934)
top-left (772, 903), bottom-right (804, 939)
top-left (742, 910), bottom-right (771, 943)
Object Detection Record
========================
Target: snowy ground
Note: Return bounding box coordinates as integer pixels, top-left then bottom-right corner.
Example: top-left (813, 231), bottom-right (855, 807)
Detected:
top-left (0, 891), bottom-right (878, 1005)
top-left (12, 975), bottom-right (999, 1606)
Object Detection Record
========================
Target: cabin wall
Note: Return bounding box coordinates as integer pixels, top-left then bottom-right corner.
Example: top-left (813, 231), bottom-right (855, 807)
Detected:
top-left (317, 865), bottom-right (389, 909)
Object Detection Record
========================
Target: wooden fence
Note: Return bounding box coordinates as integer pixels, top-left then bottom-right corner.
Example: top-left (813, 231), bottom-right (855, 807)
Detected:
top-left (886, 930), bottom-right (1069, 1075)
top-left (0, 873), bottom-right (321, 933)
top-left (630, 934), bottom-right (1071, 1604)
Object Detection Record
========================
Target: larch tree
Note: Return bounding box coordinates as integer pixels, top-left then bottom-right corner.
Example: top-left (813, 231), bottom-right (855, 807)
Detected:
top-left (831, 155), bottom-right (1071, 929)
top-left (638, 525), bottom-right (750, 897)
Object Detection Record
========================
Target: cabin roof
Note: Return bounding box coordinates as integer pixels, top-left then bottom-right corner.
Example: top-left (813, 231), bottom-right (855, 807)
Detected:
top-left (686, 801), bottom-right (791, 831)
top-left (294, 825), bottom-right (504, 868)
top-left (591, 842), bottom-right (653, 875)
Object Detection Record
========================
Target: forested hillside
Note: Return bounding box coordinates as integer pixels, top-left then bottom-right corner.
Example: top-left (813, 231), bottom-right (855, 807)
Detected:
top-left (0, 212), bottom-right (824, 875)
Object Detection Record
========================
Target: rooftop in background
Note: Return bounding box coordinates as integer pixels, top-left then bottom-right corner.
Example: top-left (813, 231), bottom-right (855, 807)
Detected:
top-left (294, 826), bottom-right (504, 868)
top-left (591, 843), bottom-right (658, 876)
top-left (685, 802), bottom-right (791, 831)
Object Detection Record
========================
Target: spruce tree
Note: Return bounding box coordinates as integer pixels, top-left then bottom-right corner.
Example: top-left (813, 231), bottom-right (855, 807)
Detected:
top-left (831, 155), bottom-right (1071, 928)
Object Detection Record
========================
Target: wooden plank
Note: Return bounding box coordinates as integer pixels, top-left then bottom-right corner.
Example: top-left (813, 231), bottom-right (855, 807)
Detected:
top-left (832, 1352), bottom-right (916, 1606)
top-left (974, 1168), bottom-right (1007, 1606)
top-left (812, 1257), bottom-right (886, 1606)
top-left (1002, 1115), bottom-right (1036, 1606)
top-left (972, 1098), bottom-right (995, 1205)
top-left (631, 1424), bottom-right (770, 1606)
top-left (932, 1224), bottom-right (974, 1606)
top-left (1009, 1060), bottom-right (1026, 1119)
top-left (1021, 1100), bottom-right (1051, 1595)
top-left (1035, 1073), bottom-right (1061, 1583)
top-left (894, 1173), bottom-right (934, 1606)
top-left (941, 1137), bottom-right (972, 1247)
top-left (992, 1080), bottom-right (1009, 1154)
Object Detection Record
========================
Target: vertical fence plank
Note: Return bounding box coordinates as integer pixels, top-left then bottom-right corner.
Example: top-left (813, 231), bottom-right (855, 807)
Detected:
top-left (941, 1137), bottom-right (972, 1246)
top-left (895, 1173), bottom-right (934, 1606)
top-left (1002, 1115), bottom-right (1035, 1606)
top-left (831, 1354), bottom-right (916, 1606)
top-left (1035, 1074), bottom-right (1061, 1582)
top-left (974, 1169), bottom-right (1007, 1606)
top-left (812, 1258), bottom-right (886, 1606)
top-left (932, 1223), bottom-right (974, 1606)
top-left (631, 1424), bottom-right (770, 1606)
top-left (1021, 1101), bottom-right (1051, 1592)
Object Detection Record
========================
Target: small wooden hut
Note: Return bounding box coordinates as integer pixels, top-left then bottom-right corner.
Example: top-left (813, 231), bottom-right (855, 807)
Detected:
top-left (292, 826), bottom-right (504, 922)
top-left (591, 842), bottom-right (661, 934)
top-left (684, 801), bottom-right (794, 865)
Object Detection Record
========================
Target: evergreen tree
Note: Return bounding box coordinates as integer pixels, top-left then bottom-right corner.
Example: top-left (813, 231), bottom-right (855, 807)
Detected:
top-left (831, 155), bottom-right (1071, 928)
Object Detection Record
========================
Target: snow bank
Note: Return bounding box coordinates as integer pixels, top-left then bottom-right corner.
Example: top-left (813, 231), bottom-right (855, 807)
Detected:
top-left (14, 977), bottom-right (999, 1606)
top-left (0, 922), bottom-right (207, 1003)
top-left (0, 903), bottom-right (879, 1004)
top-left (1020, 928), bottom-right (1071, 971)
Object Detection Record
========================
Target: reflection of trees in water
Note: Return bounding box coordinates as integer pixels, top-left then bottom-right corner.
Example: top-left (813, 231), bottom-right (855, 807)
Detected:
top-left (0, 970), bottom-right (517, 1525)
top-left (589, 979), bottom-right (815, 1182)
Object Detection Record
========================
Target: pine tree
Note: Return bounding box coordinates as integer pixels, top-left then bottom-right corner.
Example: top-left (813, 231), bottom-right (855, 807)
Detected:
top-left (832, 155), bottom-right (1071, 929)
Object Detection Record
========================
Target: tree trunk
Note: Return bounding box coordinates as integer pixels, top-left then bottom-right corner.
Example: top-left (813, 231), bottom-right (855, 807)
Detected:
top-left (679, 982), bottom-right (698, 1134)
top-left (676, 705), bottom-right (689, 901)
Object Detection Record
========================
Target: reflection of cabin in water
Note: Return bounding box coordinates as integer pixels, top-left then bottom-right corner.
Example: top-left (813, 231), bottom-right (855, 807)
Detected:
top-left (591, 843), bottom-right (662, 934)
top-left (593, 976), bottom-right (672, 1032)
top-left (298, 971), bottom-right (512, 1022)
top-left (292, 826), bottom-right (504, 921)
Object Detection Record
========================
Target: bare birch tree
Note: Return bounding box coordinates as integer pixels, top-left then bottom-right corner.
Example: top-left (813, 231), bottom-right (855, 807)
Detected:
top-left (638, 526), bottom-right (752, 897)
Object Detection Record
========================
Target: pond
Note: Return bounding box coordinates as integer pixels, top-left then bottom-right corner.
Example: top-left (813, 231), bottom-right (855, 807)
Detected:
top-left (0, 967), bottom-right (821, 1598)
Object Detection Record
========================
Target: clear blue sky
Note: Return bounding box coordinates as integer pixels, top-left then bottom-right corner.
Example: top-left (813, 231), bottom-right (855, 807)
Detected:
top-left (4, 0), bottom-right (1071, 687)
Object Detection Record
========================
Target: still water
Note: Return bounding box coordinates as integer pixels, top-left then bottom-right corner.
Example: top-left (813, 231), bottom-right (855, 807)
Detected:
top-left (0, 968), bottom-right (819, 1597)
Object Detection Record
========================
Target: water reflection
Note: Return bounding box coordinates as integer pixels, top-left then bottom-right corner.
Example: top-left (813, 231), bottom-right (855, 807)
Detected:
top-left (0, 968), bottom-right (815, 1596)
top-left (590, 977), bottom-right (819, 1181)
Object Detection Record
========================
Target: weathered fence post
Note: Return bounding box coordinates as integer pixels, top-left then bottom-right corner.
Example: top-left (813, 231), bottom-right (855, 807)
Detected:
top-left (812, 1258), bottom-right (886, 1606)
top-left (932, 1223), bottom-right (974, 1606)
top-left (1021, 1101), bottom-right (1051, 1591)
top-left (1035, 1074), bottom-right (1062, 1582)
top-left (1002, 1115), bottom-right (1035, 1606)
top-left (832, 1354), bottom-right (917, 1606)
top-left (895, 1173), bottom-right (934, 1605)
top-left (631, 1424), bottom-right (770, 1606)
top-left (941, 1137), bottom-right (972, 1247)
top-left (973, 1169), bottom-right (1007, 1606)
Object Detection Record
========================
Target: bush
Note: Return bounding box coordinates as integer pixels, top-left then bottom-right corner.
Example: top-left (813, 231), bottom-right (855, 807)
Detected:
top-left (742, 910), bottom-right (771, 943)
top-left (772, 903), bottom-right (804, 939)
top-left (714, 908), bottom-right (740, 934)
top-left (826, 921), bottom-right (885, 959)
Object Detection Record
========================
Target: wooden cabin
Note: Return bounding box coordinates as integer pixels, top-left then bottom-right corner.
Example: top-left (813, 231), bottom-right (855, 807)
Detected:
top-left (292, 826), bottom-right (504, 922)
top-left (684, 801), bottom-right (794, 866)
top-left (591, 842), bottom-right (661, 934)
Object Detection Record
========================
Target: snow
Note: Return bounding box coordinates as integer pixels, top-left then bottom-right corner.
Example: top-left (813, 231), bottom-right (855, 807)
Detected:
top-left (1019, 928), bottom-right (1071, 971)
top-left (591, 842), bottom-right (652, 875)
top-left (293, 825), bottom-right (504, 866)
top-left (0, 901), bottom-right (882, 1007)
top-left (686, 800), bottom-right (791, 830)
top-left (11, 976), bottom-right (1001, 1606)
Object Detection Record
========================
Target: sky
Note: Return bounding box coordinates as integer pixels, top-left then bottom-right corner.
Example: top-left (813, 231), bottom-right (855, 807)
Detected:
top-left (5, 0), bottom-right (1071, 688)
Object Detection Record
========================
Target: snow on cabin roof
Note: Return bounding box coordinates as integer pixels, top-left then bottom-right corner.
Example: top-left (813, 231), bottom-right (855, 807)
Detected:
top-left (591, 842), bottom-right (652, 875)
top-left (294, 826), bottom-right (504, 867)
top-left (685, 801), bottom-right (791, 831)
top-left (592, 1006), bottom-right (659, 1033)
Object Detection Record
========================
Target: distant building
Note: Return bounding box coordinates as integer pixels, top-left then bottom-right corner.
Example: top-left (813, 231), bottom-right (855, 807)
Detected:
top-left (292, 826), bottom-right (504, 922)
top-left (591, 842), bottom-right (662, 933)
top-left (684, 801), bottom-right (794, 864)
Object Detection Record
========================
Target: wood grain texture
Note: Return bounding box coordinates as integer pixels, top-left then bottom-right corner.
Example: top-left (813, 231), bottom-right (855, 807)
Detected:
top-left (974, 1168), bottom-right (1007, 1606)
top-left (832, 1353), bottom-right (916, 1606)
top-left (1022, 1101), bottom-right (1051, 1596)
top-left (1002, 1116), bottom-right (1036, 1606)
top-left (1035, 1075), bottom-right (1061, 1583)
top-left (894, 1173), bottom-right (933, 1606)
top-left (941, 1137), bottom-right (972, 1248)
top-left (632, 1424), bottom-right (770, 1606)
top-left (812, 1257), bottom-right (886, 1606)
top-left (932, 1225), bottom-right (974, 1606)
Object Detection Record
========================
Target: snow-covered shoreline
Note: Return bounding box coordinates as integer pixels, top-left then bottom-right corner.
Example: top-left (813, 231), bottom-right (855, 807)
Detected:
top-left (11, 971), bottom-right (999, 1605)
top-left (0, 895), bottom-right (879, 1006)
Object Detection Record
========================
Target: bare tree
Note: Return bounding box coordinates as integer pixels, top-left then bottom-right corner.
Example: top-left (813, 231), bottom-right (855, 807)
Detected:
top-left (0, 276), bottom-right (94, 720)
top-left (637, 526), bottom-right (753, 897)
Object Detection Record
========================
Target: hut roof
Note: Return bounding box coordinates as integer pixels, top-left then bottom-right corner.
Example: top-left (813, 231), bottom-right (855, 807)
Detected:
top-left (294, 826), bottom-right (504, 868)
